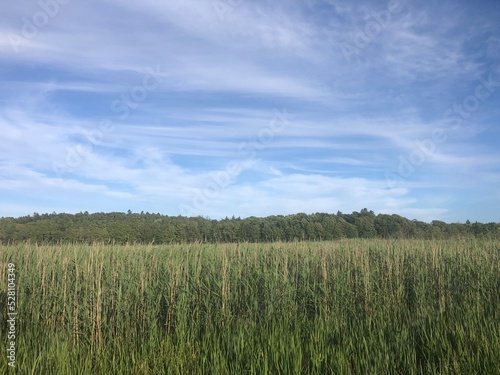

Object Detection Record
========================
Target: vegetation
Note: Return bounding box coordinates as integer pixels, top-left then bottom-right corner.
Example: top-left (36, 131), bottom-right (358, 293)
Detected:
top-left (1, 239), bottom-right (498, 374)
top-left (1, 209), bottom-right (499, 244)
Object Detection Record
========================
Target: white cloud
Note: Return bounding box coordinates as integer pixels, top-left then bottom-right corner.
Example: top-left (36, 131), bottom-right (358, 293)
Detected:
top-left (0, 0), bottom-right (499, 222)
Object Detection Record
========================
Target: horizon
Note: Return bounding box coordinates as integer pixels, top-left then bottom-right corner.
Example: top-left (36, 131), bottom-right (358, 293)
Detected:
top-left (2, 0), bottom-right (499, 223)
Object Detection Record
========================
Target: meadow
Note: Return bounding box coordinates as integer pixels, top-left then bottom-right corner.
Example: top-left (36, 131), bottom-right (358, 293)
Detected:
top-left (0, 239), bottom-right (498, 374)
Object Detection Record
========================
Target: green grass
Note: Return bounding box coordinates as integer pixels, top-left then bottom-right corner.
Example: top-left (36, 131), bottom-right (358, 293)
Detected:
top-left (1, 239), bottom-right (499, 374)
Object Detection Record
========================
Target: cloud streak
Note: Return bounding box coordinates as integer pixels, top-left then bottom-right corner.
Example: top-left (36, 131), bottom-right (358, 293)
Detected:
top-left (1, 0), bottom-right (499, 223)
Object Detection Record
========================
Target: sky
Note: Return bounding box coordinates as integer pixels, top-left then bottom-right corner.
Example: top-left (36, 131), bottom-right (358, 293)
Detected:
top-left (1, 0), bottom-right (499, 223)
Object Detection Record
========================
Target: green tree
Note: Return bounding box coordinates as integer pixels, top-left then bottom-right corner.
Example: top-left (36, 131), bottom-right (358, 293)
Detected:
top-left (355, 216), bottom-right (376, 238)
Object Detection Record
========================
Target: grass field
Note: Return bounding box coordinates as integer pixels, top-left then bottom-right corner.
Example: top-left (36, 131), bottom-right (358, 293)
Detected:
top-left (1, 239), bottom-right (499, 374)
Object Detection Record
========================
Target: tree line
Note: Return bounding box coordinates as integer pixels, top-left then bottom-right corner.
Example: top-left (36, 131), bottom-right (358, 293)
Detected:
top-left (0, 209), bottom-right (498, 244)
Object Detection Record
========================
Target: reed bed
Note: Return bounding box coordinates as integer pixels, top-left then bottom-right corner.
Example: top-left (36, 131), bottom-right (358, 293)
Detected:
top-left (0, 239), bottom-right (498, 374)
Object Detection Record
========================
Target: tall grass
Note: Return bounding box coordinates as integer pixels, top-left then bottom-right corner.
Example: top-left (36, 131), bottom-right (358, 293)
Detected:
top-left (0, 239), bottom-right (498, 374)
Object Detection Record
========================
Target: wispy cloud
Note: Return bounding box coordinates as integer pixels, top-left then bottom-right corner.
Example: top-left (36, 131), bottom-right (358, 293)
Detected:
top-left (1, 0), bottom-right (499, 222)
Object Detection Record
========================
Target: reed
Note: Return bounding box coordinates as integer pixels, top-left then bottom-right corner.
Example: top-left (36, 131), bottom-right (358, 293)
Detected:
top-left (0, 239), bottom-right (498, 374)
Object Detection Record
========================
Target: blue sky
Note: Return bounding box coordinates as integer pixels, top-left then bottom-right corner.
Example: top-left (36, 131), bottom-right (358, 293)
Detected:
top-left (1, 0), bottom-right (499, 222)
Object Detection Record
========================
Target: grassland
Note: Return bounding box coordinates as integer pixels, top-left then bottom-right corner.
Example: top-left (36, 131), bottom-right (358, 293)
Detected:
top-left (1, 239), bottom-right (499, 374)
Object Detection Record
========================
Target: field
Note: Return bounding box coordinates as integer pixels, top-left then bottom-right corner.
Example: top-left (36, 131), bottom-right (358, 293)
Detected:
top-left (1, 239), bottom-right (499, 374)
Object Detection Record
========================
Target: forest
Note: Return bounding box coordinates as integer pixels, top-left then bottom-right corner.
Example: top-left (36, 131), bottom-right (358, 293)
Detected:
top-left (0, 208), bottom-right (498, 244)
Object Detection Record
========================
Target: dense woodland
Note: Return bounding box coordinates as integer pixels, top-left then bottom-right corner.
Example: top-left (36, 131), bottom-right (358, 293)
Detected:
top-left (1, 209), bottom-right (498, 244)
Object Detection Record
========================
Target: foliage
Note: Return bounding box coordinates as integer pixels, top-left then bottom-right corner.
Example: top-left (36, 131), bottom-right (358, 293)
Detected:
top-left (0, 239), bottom-right (498, 374)
top-left (0, 209), bottom-right (498, 244)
